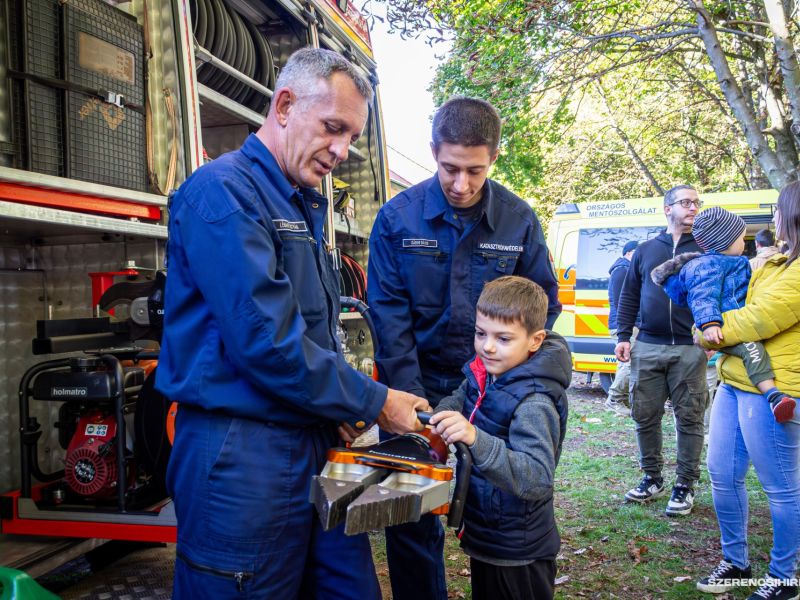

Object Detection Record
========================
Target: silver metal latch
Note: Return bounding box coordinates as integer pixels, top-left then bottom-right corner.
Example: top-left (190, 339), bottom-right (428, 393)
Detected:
top-left (103, 91), bottom-right (125, 108)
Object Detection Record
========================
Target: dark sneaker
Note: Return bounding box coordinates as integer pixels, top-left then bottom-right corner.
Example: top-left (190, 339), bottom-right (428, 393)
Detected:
top-left (696, 559), bottom-right (752, 593)
top-left (665, 483), bottom-right (695, 516)
top-left (624, 475), bottom-right (665, 503)
top-left (771, 396), bottom-right (796, 424)
top-left (747, 575), bottom-right (799, 600)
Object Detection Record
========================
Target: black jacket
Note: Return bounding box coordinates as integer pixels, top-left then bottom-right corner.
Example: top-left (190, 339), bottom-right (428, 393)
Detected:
top-left (607, 257), bottom-right (630, 331)
top-left (616, 231), bottom-right (701, 345)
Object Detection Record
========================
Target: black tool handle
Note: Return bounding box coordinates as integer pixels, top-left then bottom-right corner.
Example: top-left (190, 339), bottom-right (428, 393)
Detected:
top-left (448, 441), bottom-right (471, 529)
top-left (416, 411), bottom-right (471, 529)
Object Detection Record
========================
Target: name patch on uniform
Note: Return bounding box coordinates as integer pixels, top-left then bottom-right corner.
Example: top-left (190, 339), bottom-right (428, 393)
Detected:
top-left (273, 219), bottom-right (308, 233)
top-left (403, 239), bottom-right (438, 248)
top-left (478, 243), bottom-right (523, 252)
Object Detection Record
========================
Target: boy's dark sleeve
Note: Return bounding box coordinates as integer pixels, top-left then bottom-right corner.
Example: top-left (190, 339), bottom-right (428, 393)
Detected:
top-left (467, 393), bottom-right (559, 502)
top-left (616, 251), bottom-right (642, 343)
top-left (432, 379), bottom-right (469, 414)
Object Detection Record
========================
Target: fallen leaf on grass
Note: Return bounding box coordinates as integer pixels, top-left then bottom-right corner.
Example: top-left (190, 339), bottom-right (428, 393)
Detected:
top-left (581, 417), bottom-right (602, 424)
top-left (573, 547), bottom-right (589, 555)
top-left (627, 539), bottom-right (649, 563)
top-left (554, 575), bottom-right (570, 585)
top-left (673, 576), bottom-right (692, 582)
top-left (447, 554), bottom-right (459, 561)
top-left (457, 568), bottom-right (471, 577)
top-left (600, 535), bottom-right (609, 542)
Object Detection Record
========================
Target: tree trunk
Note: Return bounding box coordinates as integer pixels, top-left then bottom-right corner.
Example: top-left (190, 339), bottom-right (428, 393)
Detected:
top-left (594, 81), bottom-right (665, 195)
top-left (764, 0), bottom-right (800, 147)
top-left (687, 0), bottom-right (794, 188)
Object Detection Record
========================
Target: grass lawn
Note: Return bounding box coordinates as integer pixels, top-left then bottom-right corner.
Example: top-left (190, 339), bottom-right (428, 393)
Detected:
top-left (372, 374), bottom-right (775, 599)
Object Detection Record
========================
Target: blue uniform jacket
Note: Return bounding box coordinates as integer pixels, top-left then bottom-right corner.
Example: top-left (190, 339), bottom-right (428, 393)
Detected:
top-left (156, 134), bottom-right (386, 427)
top-left (367, 175), bottom-right (561, 396)
top-left (651, 251), bottom-right (751, 331)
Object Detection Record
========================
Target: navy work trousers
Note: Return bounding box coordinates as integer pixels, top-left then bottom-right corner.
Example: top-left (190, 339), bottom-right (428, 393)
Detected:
top-left (384, 368), bottom-right (465, 600)
top-left (168, 406), bottom-right (381, 599)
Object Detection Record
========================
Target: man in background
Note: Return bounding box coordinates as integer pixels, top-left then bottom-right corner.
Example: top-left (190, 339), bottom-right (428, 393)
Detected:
top-left (605, 240), bottom-right (638, 415)
top-left (615, 184), bottom-right (708, 517)
top-left (749, 227), bottom-right (780, 271)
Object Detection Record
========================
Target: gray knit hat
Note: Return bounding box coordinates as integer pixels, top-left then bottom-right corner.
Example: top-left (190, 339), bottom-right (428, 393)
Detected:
top-left (692, 206), bottom-right (746, 252)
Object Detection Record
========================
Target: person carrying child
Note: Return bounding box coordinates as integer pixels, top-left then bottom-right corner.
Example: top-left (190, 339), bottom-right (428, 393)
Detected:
top-left (428, 276), bottom-right (571, 600)
top-left (651, 206), bottom-right (795, 422)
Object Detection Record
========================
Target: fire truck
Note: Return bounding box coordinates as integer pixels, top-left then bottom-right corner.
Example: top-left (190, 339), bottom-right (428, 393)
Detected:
top-left (0, 0), bottom-right (388, 557)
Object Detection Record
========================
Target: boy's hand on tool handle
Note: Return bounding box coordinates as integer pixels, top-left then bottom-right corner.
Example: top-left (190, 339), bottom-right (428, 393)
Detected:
top-left (377, 389), bottom-right (431, 434)
top-left (429, 411), bottom-right (476, 446)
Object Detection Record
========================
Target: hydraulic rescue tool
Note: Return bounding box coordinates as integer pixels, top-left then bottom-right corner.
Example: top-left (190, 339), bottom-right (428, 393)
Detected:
top-left (310, 412), bottom-right (472, 536)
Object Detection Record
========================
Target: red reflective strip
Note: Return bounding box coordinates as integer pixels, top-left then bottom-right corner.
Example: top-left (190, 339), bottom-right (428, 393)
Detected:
top-left (0, 182), bottom-right (161, 220)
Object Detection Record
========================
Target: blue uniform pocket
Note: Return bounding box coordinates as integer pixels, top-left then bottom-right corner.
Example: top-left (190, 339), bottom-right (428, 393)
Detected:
top-left (278, 233), bottom-right (327, 323)
top-left (205, 418), bottom-right (293, 545)
top-left (470, 251), bottom-right (520, 304)
top-left (397, 247), bottom-right (450, 308)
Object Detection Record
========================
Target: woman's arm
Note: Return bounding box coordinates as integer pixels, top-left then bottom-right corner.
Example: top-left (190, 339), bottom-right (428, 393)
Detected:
top-left (711, 262), bottom-right (800, 347)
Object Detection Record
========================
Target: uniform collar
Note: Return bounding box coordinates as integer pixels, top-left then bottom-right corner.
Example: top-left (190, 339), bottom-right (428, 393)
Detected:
top-left (241, 134), bottom-right (301, 202)
top-left (422, 174), bottom-right (498, 231)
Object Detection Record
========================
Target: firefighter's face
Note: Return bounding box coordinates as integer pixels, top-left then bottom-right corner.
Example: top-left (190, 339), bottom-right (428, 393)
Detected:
top-left (432, 143), bottom-right (498, 208)
top-left (276, 73), bottom-right (368, 188)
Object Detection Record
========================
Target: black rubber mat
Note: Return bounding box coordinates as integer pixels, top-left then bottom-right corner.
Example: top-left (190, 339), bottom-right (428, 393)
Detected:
top-left (40, 544), bottom-right (175, 599)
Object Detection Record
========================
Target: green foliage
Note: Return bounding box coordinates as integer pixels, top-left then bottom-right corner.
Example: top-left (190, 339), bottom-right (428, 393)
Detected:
top-left (374, 0), bottom-right (800, 219)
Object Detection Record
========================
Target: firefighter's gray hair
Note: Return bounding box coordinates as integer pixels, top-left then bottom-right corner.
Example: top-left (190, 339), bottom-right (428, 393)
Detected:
top-left (275, 48), bottom-right (373, 104)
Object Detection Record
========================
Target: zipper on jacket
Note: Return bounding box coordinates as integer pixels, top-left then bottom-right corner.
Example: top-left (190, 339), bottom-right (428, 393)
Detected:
top-left (669, 237), bottom-right (678, 345)
top-left (401, 248), bottom-right (449, 261)
top-left (280, 233), bottom-right (315, 244)
top-left (176, 551), bottom-right (252, 592)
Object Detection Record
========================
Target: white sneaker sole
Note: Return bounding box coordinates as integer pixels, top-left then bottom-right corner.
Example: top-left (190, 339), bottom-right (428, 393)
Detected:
top-left (696, 579), bottom-right (737, 593)
top-left (665, 503), bottom-right (693, 516)
top-left (624, 488), bottom-right (666, 503)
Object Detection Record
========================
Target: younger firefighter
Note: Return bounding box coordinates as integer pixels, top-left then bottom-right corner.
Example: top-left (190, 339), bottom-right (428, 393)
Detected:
top-left (429, 276), bottom-right (571, 600)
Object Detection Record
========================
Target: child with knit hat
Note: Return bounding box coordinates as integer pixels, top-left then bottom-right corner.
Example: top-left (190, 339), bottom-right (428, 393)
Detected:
top-left (651, 206), bottom-right (795, 422)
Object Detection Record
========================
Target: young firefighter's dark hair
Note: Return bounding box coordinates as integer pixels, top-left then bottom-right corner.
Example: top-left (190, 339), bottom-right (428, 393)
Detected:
top-left (432, 97), bottom-right (501, 154)
top-left (477, 276), bottom-right (548, 335)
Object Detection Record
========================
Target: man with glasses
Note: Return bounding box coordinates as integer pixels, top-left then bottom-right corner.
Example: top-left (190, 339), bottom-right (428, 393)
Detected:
top-left (614, 184), bottom-right (709, 516)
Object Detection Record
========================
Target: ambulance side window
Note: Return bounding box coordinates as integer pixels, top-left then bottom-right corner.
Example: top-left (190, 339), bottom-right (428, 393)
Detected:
top-left (576, 227), bottom-right (662, 290)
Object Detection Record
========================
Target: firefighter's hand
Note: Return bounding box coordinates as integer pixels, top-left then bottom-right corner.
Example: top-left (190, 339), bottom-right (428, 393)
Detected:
top-left (378, 389), bottom-right (431, 435)
top-left (338, 422), bottom-right (368, 444)
top-left (615, 341), bottom-right (631, 362)
top-left (430, 411), bottom-right (476, 446)
top-left (703, 326), bottom-right (723, 344)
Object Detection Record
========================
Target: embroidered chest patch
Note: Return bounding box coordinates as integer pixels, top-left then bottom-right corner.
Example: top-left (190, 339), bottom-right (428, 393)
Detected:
top-left (273, 219), bottom-right (308, 233)
top-left (402, 238), bottom-right (438, 249)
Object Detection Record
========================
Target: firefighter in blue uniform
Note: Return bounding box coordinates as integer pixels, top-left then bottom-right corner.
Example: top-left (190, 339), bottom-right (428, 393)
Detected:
top-left (157, 48), bottom-right (429, 599)
top-left (367, 97), bottom-right (562, 600)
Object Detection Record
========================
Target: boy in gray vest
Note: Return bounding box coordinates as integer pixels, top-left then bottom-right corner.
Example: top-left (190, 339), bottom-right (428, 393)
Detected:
top-left (429, 276), bottom-right (571, 600)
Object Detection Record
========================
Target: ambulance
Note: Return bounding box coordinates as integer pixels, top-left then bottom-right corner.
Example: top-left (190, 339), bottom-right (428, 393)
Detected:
top-left (546, 190), bottom-right (778, 391)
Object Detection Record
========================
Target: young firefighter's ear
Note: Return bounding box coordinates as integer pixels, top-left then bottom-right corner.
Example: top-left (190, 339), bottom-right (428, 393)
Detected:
top-left (528, 329), bottom-right (547, 353)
